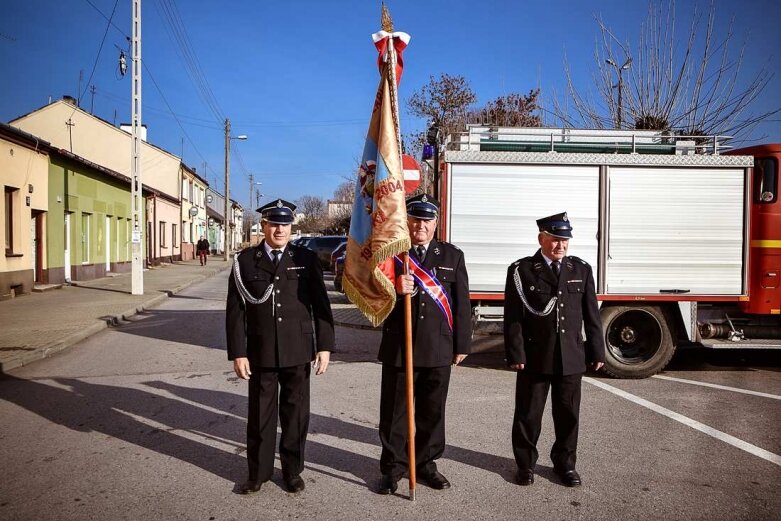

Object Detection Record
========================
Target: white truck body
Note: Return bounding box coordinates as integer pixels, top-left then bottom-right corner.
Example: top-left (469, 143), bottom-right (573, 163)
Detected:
top-left (440, 126), bottom-right (759, 378)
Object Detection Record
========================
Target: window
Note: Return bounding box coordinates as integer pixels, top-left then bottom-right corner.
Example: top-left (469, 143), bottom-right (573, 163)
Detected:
top-left (189, 181), bottom-right (194, 202)
top-left (81, 213), bottom-right (91, 263)
top-left (754, 157), bottom-right (778, 204)
top-left (160, 221), bottom-right (167, 248)
top-left (172, 223), bottom-right (178, 248)
top-left (182, 178), bottom-right (189, 200)
top-left (199, 188), bottom-right (205, 207)
top-left (4, 187), bottom-right (16, 255)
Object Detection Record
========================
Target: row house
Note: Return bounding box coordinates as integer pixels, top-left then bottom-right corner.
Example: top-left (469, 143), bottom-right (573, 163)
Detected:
top-left (206, 187), bottom-right (225, 254)
top-left (180, 163), bottom-right (209, 260)
top-left (1, 124), bottom-right (49, 297)
top-left (0, 123), bottom-right (174, 297)
top-left (10, 97), bottom-right (181, 266)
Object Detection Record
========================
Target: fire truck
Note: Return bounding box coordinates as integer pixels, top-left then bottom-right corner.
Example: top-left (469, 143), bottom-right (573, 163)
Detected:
top-left (436, 126), bottom-right (780, 378)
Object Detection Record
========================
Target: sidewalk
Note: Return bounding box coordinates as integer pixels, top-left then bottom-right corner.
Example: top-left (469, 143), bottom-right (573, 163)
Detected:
top-left (0, 257), bottom-right (231, 373)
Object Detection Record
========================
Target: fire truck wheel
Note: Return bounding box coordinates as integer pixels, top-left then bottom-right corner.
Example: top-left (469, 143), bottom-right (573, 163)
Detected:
top-left (600, 305), bottom-right (675, 379)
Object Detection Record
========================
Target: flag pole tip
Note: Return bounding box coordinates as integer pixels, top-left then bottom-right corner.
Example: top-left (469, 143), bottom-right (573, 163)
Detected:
top-left (381, 2), bottom-right (394, 32)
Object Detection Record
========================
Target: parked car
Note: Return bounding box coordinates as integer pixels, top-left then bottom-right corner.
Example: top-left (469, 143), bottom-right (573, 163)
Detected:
top-left (333, 253), bottom-right (345, 293)
top-left (330, 242), bottom-right (347, 271)
top-left (291, 236), bottom-right (313, 248)
top-left (303, 235), bottom-right (346, 271)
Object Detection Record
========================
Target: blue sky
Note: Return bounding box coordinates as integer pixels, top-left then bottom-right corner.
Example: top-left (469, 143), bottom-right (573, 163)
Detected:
top-left (2, 0), bottom-right (780, 207)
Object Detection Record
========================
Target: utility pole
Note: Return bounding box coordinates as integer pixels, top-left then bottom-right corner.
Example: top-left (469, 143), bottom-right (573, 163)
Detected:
top-left (224, 118), bottom-right (231, 261)
top-left (606, 57), bottom-right (632, 129)
top-left (90, 85), bottom-right (96, 114)
top-left (248, 173), bottom-right (254, 244)
top-left (223, 119), bottom-right (247, 260)
top-left (130, 0), bottom-right (144, 295)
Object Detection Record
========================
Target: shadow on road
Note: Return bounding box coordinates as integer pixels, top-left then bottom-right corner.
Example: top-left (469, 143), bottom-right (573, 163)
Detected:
top-left (1, 373), bottom-right (518, 491)
top-left (113, 309), bottom-right (227, 351)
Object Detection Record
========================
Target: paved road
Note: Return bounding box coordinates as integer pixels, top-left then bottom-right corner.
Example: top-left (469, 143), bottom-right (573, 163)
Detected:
top-left (1, 271), bottom-right (779, 520)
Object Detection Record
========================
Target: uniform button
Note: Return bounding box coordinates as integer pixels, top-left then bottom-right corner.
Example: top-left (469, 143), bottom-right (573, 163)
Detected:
top-left (275, 276), bottom-right (280, 280)
top-left (560, 303), bottom-right (564, 307)
top-left (278, 317), bottom-right (283, 322)
top-left (561, 316), bottom-right (565, 320)
top-left (276, 290), bottom-right (281, 294)
top-left (558, 290), bottom-right (562, 295)
top-left (419, 315), bottom-right (424, 319)
top-left (561, 328), bottom-right (566, 333)
top-left (421, 302), bottom-right (426, 307)
top-left (276, 303), bottom-right (281, 307)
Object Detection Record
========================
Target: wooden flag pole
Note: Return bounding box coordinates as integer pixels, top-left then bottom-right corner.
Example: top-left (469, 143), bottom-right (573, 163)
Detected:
top-left (402, 251), bottom-right (416, 500)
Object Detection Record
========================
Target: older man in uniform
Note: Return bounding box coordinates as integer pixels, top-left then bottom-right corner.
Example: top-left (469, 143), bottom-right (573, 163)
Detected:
top-left (503, 212), bottom-right (605, 487)
top-left (377, 194), bottom-right (472, 495)
top-left (226, 199), bottom-right (334, 494)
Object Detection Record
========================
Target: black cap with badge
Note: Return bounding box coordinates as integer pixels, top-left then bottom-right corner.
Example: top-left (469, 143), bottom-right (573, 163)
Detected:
top-left (257, 199), bottom-right (296, 225)
top-left (536, 211), bottom-right (573, 239)
top-left (406, 193), bottom-right (440, 221)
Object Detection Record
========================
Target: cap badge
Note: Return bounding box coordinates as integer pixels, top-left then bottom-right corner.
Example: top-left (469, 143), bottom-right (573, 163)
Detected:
top-left (276, 200), bottom-right (283, 208)
top-left (421, 194), bottom-right (428, 202)
top-left (563, 214), bottom-right (569, 222)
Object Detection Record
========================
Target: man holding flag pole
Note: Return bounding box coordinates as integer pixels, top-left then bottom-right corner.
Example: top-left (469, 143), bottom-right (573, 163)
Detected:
top-left (342, 4), bottom-right (471, 500)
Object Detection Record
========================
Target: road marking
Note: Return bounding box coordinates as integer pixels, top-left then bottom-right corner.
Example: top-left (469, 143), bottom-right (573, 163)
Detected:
top-left (585, 377), bottom-right (781, 467)
top-left (652, 374), bottom-right (781, 400)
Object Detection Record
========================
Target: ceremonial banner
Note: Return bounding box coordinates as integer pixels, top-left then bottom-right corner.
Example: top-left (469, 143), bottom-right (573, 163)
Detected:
top-left (343, 29), bottom-right (411, 327)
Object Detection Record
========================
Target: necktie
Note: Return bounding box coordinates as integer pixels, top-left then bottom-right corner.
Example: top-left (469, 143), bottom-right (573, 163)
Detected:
top-left (551, 260), bottom-right (561, 278)
top-left (416, 245), bottom-right (426, 262)
top-left (272, 249), bottom-right (282, 265)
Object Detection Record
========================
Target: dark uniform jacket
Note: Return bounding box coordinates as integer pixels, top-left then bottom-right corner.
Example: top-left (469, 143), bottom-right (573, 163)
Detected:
top-left (503, 250), bottom-right (605, 375)
top-left (226, 242), bottom-right (335, 368)
top-left (196, 239), bottom-right (210, 252)
top-left (379, 239), bottom-right (471, 367)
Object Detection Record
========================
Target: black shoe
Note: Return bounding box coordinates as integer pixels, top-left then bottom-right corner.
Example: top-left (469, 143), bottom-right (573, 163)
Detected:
top-left (285, 475), bottom-right (305, 493)
top-left (238, 480), bottom-right (262, 494)
top-left (517, 469), bottom-right (534, 486)
top-left (378, 474), bottom-right (399, 495)
top-left (556, 469), bottom-right (582, 487)
top-left (418, 470), bottom-right (451, 490)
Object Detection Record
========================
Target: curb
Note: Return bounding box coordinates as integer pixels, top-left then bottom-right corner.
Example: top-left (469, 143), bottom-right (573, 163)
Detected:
top-left (333, 319), bottom-right (380, 331)
top-left (0, 266), bottom-right (230, 374)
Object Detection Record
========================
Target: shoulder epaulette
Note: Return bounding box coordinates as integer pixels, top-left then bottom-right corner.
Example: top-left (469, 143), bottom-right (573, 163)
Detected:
top-left (568, 255), bottom-right (588, 265)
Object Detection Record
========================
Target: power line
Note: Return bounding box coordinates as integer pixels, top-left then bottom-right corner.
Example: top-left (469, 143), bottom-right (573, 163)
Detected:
top-left (77, 0), bottom-right (120, 108)
top-left (153, 0), bottom-right (225, 123)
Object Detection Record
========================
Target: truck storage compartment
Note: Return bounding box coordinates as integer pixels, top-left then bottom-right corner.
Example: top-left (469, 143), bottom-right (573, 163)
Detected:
top-left (447, 163), bottom-right (599, 293)
top-left (605, 167), bottom-right (747, 295)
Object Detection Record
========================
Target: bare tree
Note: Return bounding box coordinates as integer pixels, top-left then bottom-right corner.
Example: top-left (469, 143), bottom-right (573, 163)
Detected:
top-left (469, 89), bottom-right (543, 127)
top-left (407, 73), bottom-right (477, 145)
top-left (555, 0), bottom-right (779, 142)
top-left (296, 195), bottom-right (327, 233)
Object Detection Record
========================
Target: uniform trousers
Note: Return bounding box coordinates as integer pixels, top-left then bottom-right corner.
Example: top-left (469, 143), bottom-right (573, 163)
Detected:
top-left (247, 363), bottom-right (310, 482)
top-left (379, 364), bottom-right (451, 480)
top-left (511, 369), bottom-right (582, 472)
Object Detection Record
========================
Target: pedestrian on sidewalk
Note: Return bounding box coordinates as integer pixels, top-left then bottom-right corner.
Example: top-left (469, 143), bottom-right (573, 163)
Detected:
top-left (503, 212), bottom-right (605, 488)
top-left (376, 194), bottom-right (472, 495)
top-left (226, 198), bottom-right (335, 495)
top-left (196, 236), bottom-right (210, 266)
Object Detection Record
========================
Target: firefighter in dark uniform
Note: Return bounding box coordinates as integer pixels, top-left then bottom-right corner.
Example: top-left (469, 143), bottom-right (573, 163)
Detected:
top-left (226, 199), bottom-right (335, 495)
top-left (503, 212), bottom-right (605, 487)
top-left (377, 194), bottom-right (472, 495)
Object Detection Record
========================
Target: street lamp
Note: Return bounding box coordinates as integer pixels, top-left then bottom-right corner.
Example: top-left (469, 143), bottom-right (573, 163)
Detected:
top-left (224, 117), bottom-right (247, 261)
top-left (605, 57), bottom-right (632, 128)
